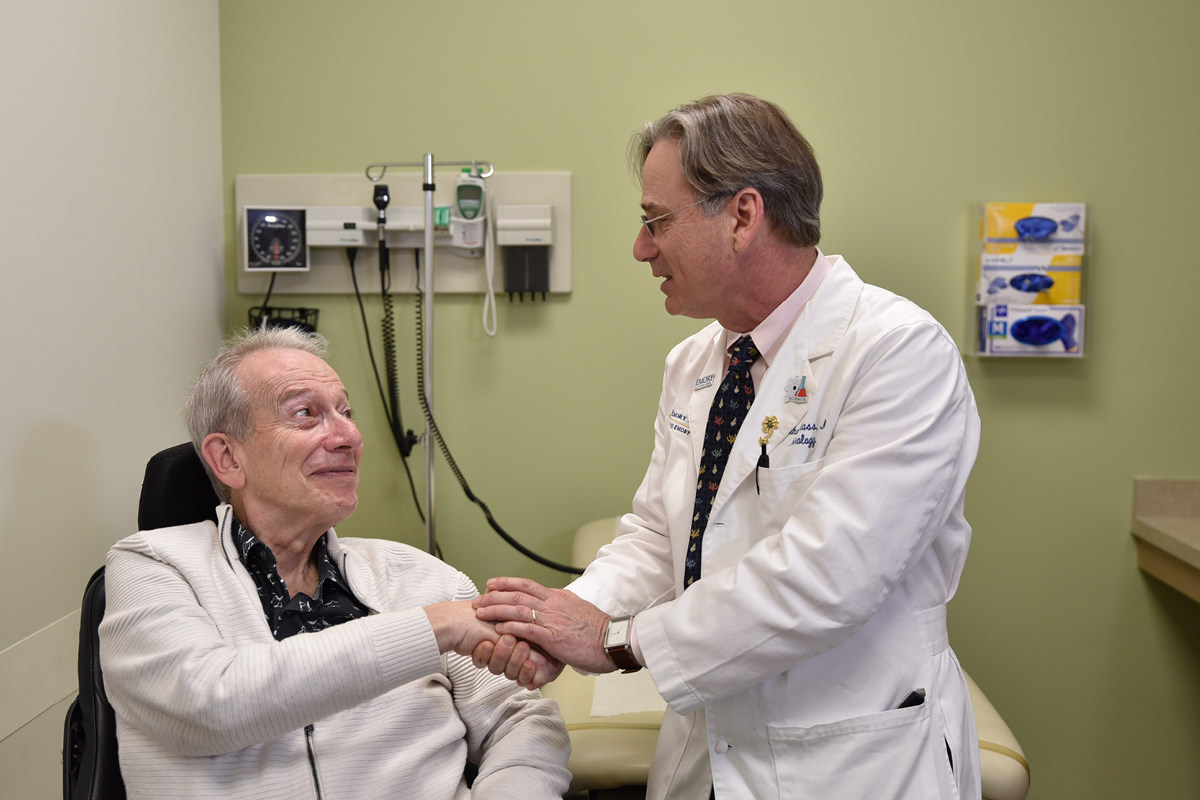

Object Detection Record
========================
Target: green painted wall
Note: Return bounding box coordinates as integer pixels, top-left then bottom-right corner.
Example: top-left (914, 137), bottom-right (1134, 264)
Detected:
top-left (219, 2), bottom-right (1200, 797)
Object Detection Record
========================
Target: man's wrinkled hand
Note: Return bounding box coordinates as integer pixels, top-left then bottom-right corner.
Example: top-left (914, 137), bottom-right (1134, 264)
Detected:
top-left (472, 635), bottom-right (564, 689)
top-left (473, 577), bottom-right (616, 674)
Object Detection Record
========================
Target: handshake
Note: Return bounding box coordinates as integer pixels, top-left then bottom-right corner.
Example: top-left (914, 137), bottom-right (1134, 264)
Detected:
top-left (426, 576), bottom-right (621, 689)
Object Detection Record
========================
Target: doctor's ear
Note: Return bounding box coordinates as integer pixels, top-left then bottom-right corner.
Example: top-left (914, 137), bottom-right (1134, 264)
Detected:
top-left (201, 433), bottom-right (245, 491)
top-left (729, 188), bottom-right (766, 253)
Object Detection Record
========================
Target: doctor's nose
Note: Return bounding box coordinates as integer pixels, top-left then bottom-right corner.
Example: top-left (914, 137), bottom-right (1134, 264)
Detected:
top-left (633, 223), bottom-right (658, 263)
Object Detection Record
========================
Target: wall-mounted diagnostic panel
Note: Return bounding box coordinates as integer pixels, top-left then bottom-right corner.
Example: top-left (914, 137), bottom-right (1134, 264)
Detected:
top-left (234, 172), bottom-right (571, 297)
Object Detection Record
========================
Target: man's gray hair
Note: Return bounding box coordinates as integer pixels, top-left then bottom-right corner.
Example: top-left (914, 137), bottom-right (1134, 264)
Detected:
top-left (184, 325), bottom-right (328, 502)
top-left (629, 93), bottom-right (822, 248)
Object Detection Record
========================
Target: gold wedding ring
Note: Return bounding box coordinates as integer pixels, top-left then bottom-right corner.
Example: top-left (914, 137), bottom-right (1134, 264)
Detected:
top-left (531, 609), bottom-right (537, 625)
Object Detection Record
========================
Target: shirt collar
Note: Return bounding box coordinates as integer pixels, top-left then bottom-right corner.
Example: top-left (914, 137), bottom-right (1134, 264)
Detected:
top-left (231, 517), bottom-right (342, 595)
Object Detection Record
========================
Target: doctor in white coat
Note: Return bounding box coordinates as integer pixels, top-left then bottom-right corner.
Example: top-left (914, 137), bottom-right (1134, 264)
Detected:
top-left (475, 93), bottom-right (982, 800)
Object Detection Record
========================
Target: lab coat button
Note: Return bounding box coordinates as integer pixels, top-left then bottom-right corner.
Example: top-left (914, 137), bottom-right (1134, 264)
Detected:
top-left (714, 740), bottom-right (730, 755)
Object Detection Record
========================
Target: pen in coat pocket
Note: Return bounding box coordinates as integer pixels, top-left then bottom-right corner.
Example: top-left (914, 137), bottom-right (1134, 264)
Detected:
top-left (896, 688), bottom-right (926, 709)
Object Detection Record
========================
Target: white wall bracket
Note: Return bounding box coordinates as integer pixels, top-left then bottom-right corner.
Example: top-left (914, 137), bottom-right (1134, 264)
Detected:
top-left (234, 171), bottom-right (571, 297)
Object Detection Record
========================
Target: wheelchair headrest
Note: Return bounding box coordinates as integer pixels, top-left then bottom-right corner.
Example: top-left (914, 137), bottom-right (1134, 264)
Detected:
top-left (137, 443), bottom-right (220, 531)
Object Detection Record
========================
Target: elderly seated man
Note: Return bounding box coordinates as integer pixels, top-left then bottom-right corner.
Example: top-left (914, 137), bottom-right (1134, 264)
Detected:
top-left (99, 326), bottom-right (569, 800)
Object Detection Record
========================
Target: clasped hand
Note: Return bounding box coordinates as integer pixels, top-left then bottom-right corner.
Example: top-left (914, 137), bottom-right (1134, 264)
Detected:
top-left (471, 577), bottom-right (616, 689)
top-left (423, 599), bottom-right (560, 689)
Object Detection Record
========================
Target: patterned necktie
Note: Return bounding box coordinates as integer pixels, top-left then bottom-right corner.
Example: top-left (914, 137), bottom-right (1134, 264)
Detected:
top-left (684, 335), bottom-right (760, 588)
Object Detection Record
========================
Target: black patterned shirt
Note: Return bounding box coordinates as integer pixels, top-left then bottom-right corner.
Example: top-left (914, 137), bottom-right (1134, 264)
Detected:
top-left (231, 516), bottom-right (370, 641)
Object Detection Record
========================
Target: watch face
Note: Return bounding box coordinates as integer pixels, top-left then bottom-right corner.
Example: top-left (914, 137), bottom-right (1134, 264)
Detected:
top-left (606, 617), bottom-right (631, 647)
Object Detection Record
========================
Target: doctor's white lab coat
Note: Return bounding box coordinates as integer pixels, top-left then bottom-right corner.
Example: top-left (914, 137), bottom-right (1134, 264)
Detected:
top-left (569, 254), bottom-right (982, 800)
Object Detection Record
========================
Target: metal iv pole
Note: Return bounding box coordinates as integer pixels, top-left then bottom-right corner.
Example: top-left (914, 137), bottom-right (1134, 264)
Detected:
top-left (365, 155), bottom-right (494, 556)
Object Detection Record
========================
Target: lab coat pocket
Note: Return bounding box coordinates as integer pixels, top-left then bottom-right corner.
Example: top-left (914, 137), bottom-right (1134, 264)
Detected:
top-left (767, 700), bottom-right (957, 800)
top-left (755, 458), bottom-right (824, 533)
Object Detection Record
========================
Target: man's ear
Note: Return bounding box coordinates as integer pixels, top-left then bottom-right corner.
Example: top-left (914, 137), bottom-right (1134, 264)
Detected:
top-left (729, 187), bottom-right (766, 254)
top-left (201, 433), bottom-right (245, 492)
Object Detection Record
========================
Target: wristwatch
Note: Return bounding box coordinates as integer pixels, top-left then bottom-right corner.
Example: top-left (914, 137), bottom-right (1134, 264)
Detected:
top-left (603, 615), bottom-right (643, 673)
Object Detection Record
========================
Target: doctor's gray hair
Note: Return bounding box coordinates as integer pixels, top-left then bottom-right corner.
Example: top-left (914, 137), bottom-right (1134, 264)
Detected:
top-left (184, 325), bottom-right (328, 501)
top-left (629, 93), bottom-right (822, 248)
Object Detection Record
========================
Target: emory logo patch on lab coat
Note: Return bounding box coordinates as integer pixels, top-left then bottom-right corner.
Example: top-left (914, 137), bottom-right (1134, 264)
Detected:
top-left (669, 410), bottom-right (691, 436)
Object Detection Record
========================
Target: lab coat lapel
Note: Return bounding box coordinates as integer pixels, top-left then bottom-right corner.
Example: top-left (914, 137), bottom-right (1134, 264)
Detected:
top-left (760, 353), bottom-right (817, 459)
top-left (687, 338), bottom-right (726, 471)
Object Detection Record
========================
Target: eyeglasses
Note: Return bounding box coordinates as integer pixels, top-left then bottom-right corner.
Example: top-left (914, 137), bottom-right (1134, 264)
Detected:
top-left (639, 198), bottom-right (709, 237)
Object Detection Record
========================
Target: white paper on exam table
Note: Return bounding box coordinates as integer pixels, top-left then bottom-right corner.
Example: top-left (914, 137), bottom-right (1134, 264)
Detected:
top-left (590, 669), bottom-right (668, 717)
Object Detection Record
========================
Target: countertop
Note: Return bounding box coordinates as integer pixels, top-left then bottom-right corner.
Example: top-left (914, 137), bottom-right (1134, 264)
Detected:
top-left (1131, 478), bottom-right (1200, 603)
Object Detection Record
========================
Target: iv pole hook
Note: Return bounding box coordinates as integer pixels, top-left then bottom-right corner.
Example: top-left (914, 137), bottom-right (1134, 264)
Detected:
top-left (365, 160), bottom-right (494, 182)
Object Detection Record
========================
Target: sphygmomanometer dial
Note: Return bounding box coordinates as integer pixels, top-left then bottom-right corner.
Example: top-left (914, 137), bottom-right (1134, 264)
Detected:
top-left (246, 208), bottom-right (307, 270)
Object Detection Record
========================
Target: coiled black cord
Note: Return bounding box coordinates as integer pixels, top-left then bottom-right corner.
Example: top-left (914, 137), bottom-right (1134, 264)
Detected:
top-left (412, 253), bottom-right (583, 575)
top-left (346, 247), bottom-right (424, 522)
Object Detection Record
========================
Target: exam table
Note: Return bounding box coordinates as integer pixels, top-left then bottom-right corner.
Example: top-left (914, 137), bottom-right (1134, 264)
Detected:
top-left (541, 518), bottom-right (1031, 800)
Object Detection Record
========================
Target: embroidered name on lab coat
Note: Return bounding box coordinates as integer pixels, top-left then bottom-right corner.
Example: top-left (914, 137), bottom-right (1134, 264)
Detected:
top-left (669, 410), bottom-right (691, 436)
top-left (788, 419), bottom-right (826, 449)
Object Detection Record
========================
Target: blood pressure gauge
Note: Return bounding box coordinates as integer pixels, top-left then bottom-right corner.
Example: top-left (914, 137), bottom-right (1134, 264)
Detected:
top-left (244, 207), bottom-right (308, 271)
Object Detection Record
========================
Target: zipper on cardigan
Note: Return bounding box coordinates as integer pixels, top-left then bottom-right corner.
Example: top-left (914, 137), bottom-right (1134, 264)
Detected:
top-left (218, 506), bottom-right (235, 569)
top-left (304, 724), bottom-right (325, 800)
